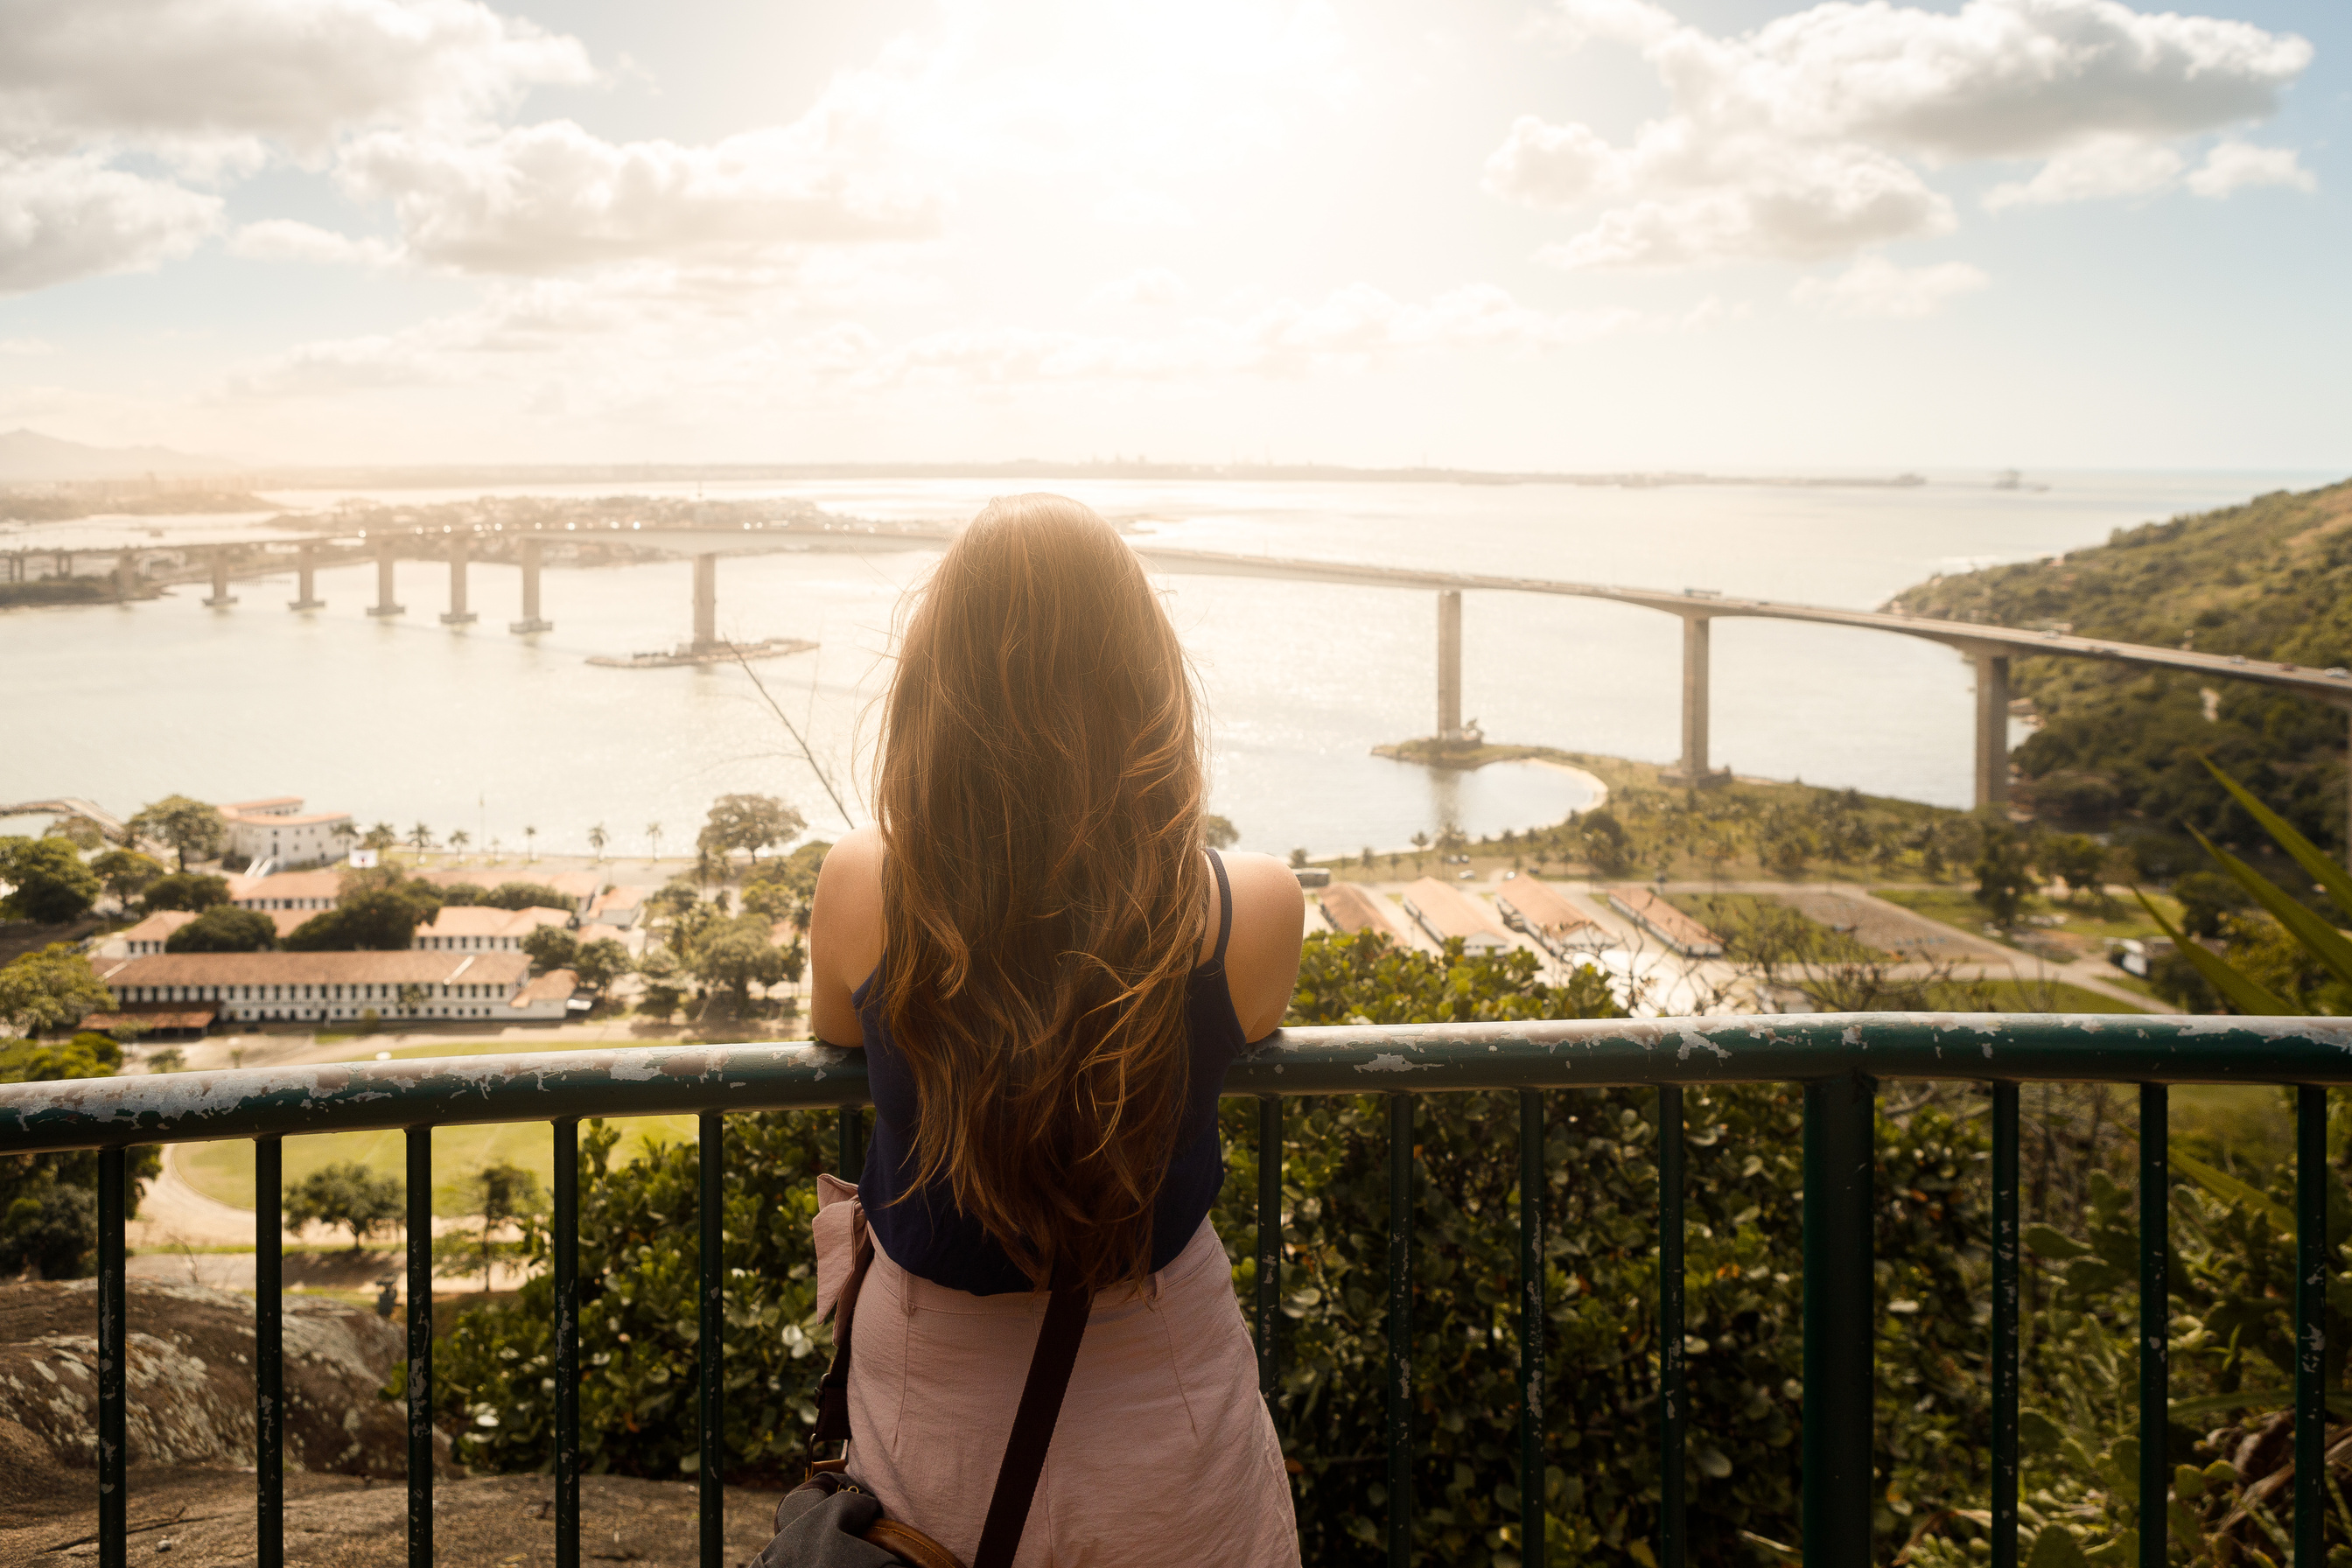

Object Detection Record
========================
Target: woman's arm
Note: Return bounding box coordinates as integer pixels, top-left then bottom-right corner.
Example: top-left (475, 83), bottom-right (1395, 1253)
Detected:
top-left (1215, 850), bottom-right (1307, 1042)
top-left (808, 825), bottom-right (886, 1048)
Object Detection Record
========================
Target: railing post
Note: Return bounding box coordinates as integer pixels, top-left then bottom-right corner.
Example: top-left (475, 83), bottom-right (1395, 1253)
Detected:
top-left (1802, 1073), bottom-right (1874, 1568)
top-left (838, 1105), bottom-right (864, 1178)
top-left (256, 1137), bottom-right (284, 1568)
top-left (1992, 1086), bottom-right (2020, 1568)
top-left (1256, 1096), bottom-right (1282, 1402)
top-left (2297, 1087), bottom-right (2326, 1568)
top-left (1658, 1084), bottom-right (1685, 1568)
top-left (407, 1126), bottom-right (433, 1568)
top-left (1520, 1088), bottom-right (1546, 1568)
top-left (1388, 1093), bottom-right (1414, 1568)
top-left (555, 1118), bottom-right (580, 1568)
top-left (98, 1144), bottom-right (127, 1568)
top-left (2139, 1085), bottom-right (2167, 1568)
top-left (700, 1111), bottom-right (724, 1568)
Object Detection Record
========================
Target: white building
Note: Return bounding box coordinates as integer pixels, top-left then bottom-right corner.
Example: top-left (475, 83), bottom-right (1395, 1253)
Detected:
top-left (220, 797), bottom-right (354, 869)
top-left (94, 950), bottom-right (573, 1026)
top-left (416, 905), bottom-right (573, 951)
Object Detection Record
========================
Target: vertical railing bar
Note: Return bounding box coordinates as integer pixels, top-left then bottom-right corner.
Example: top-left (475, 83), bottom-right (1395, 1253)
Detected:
top-left (2297, 1085), bottom-right (2327, 1568)
top-left (1659, 1084), bottom-right (1685, 1568)
top-left (1387, 1093), bottom-right (1414, 1568)
top-left (838, 1104), bottom-right (864, 1179)
top-left (2138, 1084), bottom-right (2168, 1568)
top-left (1256, 1095), bottom-right (1282, 1403)
top-left (699, 1111), bottom-right (724, 1568)
top-left (97, 1144), bottom-right (127, 1568)
top-left (1802, 1073), bottom-right (1875, 1568)
top-left (1519, 1088), bottom-right (1546, 1568)
top-left (1991, 1085), bottom-right (2020, 1568)
top-left (256, 1137), bottom-right (284, 1568)
top-left (406, 1125), bottom-right (433, 1568)
top-left (555, 1118), bottom-right (580, 1568)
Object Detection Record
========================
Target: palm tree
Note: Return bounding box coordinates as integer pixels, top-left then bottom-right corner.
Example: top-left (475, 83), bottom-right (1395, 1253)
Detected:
top-left (448, 829), bottom-right (471, 858)
top-left (523, 825), bottom-right (538, 862)
top-left (587, 823), bottom-right (608, 862)
top-left (363, 822), bottom-right (398, 852)
top-left (409, 822), bottom-right (433, 856)
top-left (646, 822), bottom-right (663, 863)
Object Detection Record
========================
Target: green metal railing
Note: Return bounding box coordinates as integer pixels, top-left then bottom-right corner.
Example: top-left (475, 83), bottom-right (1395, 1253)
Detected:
top-left (6, 1013), bottom-right (2352, 1568)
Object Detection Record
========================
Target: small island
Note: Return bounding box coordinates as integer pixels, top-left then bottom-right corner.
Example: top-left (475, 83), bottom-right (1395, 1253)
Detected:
top-left (585, 635), bottom-right (817, 669)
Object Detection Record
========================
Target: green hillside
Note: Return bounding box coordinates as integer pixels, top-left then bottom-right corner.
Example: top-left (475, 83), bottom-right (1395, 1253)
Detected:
top-left (1893, 479), bottom-right (2352, 859)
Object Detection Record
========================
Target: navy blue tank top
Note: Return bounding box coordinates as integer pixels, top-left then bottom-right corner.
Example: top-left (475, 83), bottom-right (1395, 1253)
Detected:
top-left (853, 850), bottom-right (1245, 1297)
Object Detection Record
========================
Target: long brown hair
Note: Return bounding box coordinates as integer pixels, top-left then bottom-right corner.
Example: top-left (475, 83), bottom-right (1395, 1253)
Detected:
top-left (874, 494), bottom-right (1208, 1293)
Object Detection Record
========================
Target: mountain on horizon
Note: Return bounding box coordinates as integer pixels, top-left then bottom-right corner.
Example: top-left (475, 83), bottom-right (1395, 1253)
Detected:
top-left (0, 428), bottom-right (234, 483)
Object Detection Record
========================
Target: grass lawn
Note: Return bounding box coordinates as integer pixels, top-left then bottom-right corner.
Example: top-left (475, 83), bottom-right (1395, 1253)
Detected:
top-left (1873, 886), bottom-right (2184, 950)
top-left (1665, 892), bottom-right (1885, 962)
top-left (1918, 979), bottom-right (2151, 1014)
top-left (177, 1114), bottom-right (704, 1217)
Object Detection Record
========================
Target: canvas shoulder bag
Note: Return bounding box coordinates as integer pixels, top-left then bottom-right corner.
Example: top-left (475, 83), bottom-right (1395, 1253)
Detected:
top-left (747, 1223), bottom-right (1090, 1568)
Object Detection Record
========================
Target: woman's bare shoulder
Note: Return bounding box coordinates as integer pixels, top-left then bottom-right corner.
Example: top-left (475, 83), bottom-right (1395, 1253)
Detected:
top-left (1214, 851), bottom-right (1305, 1041)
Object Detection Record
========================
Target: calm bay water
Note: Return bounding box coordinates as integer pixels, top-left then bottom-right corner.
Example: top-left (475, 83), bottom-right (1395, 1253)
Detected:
top-left (1, 470), bottom-right (2331, 860)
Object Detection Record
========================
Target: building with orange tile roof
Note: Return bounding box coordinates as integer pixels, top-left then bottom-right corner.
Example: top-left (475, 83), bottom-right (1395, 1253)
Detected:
top-left (1399, 878), bottom-right (1512, 953)
top-left (1316, 883), bottom-right (1410, 945)
top-left (1601, 886), bottom-right (1725, 957)
top-left (416, 905), bottom-right (573, 951)
top-left (1494, 878), bottom-right (1604, 958)
top-left (94, 949), bottom-right (566, 1026)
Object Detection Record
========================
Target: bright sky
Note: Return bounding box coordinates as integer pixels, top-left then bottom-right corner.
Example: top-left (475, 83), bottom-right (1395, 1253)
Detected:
top-left (0, 0), bottom-right (2343, 472)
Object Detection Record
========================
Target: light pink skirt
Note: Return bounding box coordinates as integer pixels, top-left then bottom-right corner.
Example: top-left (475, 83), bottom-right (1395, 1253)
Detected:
top-left (813, 1175), bottom-right (1299, 1568)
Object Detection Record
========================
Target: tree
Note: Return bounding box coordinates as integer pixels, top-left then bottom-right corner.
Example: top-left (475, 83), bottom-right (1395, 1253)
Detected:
top-left (740, 841), bottom-right (830, 928)
top-left (573, 938), bottom-right (631, 991)
top-left (484, 881), bottom-right (573, 912)
top-left (587, 823), bottom-right (608, 861)
top-left (284, 1161), bottom-right (403, 1250)
top-left (1289, 848), bottom-right (1310, 869)
top-left (1972, 820), bottom-right (2036, 929)
top-left (523, 825), bottom-right (537, 861)
top-left (0, 1032), bottom-right (158, 1278)
top-left (1409, 830), bottom-right (1430, 872)
top-left (0, 836), bottom-right (100, 924)
top-left (0, 946), bottom-right (113, 1036)
top-left (141, 872), bottom-right (231, 914)
top-left (2173, 870), bottom-right (2253, 939)
top-left (686, 914), bottom-right (801, 1008)
top-left (522, 925), bottom-right (580, 975)
top-left (1576, 810), bottom-right (1635, 877)
top-left (409, 823), bottom-right (433, 855)
top-left (164, 906), bottom-right (276, 954)
top-left (90, 848), bottom-right (165, 908)
top-left (438, 1159), bottom-right (548, 1292)
top-left (1202, 815), bottom-right (1240, 850)
top-left (448, 830), bottom-right (471, 856)
top-left (646, 822), bottom-right (663, 861)
top-left (128, 795), bottom-right (227, 871)
top-left (284, 888), bottom-right (420, 951)
top-left (2040, 832), bottom-right (2108, 904)
top-left (698, 794), bottom-right (804, 866)
top-left (362, 822), bottom-right (399, 852)
top-left (44, 816), bottom-right (102, 850)
top-left (1359, 846), bottom-right (1375, 871)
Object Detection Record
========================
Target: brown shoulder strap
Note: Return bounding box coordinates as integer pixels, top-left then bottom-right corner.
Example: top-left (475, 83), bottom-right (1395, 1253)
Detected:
top-left (809, 1232), bottom-right (1091, 1568)
top-left (970, 1263), bottom-right (1090, 1568)
top-left (807, 1231), bottom-right (874, 1460)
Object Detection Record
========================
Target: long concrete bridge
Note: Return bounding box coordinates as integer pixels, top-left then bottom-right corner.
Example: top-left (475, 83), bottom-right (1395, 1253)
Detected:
top-left (39, 522), bottom-right (2352, 839)
top-left (1130, 546), bottom-right (2352, 830)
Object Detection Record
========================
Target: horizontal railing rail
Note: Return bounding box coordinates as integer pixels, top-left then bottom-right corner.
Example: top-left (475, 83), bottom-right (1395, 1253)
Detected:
top-left (7, 1012), bottom-right (2351, 1568)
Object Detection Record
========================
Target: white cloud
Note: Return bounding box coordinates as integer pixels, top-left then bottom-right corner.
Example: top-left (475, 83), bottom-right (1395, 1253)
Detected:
top-left (337, 118), bottom-right (939, 274)
top-left (1983, 135), bottom-right (2185, 208)
top-left (0, 154), bottom-right (220, 296)
top-left (2188, 140), bottom-right (2317, 199)
top-left (1088, 268), bottom-right (1191, 308)
top-left (0, 0), bottom-right (592, 163)
top-left (228, 220), bottom-right (401, 267)
top-left (1792, 256), bottom-right (1990, 318)
top-left (1492, 0), bottom-right (2314, 268)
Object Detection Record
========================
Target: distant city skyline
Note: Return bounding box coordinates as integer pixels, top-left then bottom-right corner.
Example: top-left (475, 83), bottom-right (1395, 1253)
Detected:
top-left (0, 0), bottom-right (2344, 473)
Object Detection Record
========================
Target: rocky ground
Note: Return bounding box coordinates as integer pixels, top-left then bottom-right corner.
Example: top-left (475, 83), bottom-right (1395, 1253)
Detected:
top-left (0, 1467), bottom-right (789, 1566)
